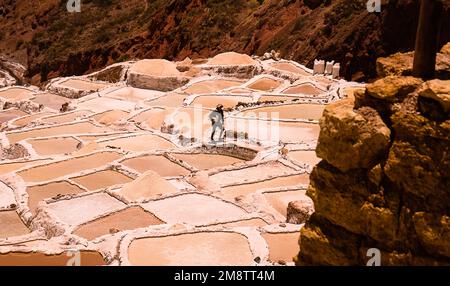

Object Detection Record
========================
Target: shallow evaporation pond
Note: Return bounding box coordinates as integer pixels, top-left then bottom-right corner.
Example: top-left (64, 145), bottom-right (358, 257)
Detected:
top-left (220, 174), bottom-right (310, 200)
top-left (0, 159), bottom-right (51, 175)
top-left (0, 88), bottom-right (34, 102)
top-left (121, 155), bottom-right (190, 176)
top-left (190, 96), bottom-right (253, 109)
top-left (18, 151), bottom-right (122, 182)
top-left (171, 107), bottom-right (211, 138)
top-left (0, 211), bottom-right (30, 238)
top-left (247, 78), bottom-right (282, 91)
top-left (146, 93), bottom-right (187, 108)
top-left (271, 62), bottom-right (310, 76)
top-left (171, 153), bottom-right (244, 170)
top-left (31, 93), bottom-right (70, 110)
top-left (0, 251), bottom-right (106, 266)
top-left (263, 189), bottom-right (308, 217)
top-left (46, 192), bottom-right (125, 226)
top-left (40, 110), bottom-right (93, 125)
top-left (241, 104), bottom-right (325, 121)
top-left (98, 134), bottom-right (175, 152)
top-left (70, 170), bottom-right (133, 191)
top-left (278, 121), bottom-right (320, 143)
top-left (61, 79), bottom-right (109, 91)
top-left (282, 84), bottom-right (323, 95)
top-left (7, 121), bottom-right (109, 144)
top-left (91, 110), bottom-right (129, 125)
top-left (77, 97), bottom-right (137, 112)
top-left (0, 109), bottom-right (28, 124)
top-left (104, 87), bottom-right (163, 102)
top-left (226, 118), bottom-right (320, 143)
top-left (210, 161), bottom-right (295, 186)
top-left (262, 232), bottom-right (300, 263)
top-left (73, 206), bottom-right (164, 240)
top-left (288, 150), bottom-right (321, 166)
top-left (141, 193), bottom-right (247, 225)
top-left (128, 232), bottom-right (253, 266)
top-left (10, 111), bottom-right (55, 128)
top-left (27, 137), bottom-right (81, 156)
top-left (27, 181), bottom-right (86, 215)
top-left (129, 108), bottom-right (174, 130)
top-left (183, 79), bottom-right (242, 94)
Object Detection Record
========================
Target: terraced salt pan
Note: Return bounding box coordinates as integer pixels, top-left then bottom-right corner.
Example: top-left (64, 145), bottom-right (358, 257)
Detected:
top-left (271, 62), bottom-right (310, 76)
top-left (27, 137), bottom-right (81, 156)
top-left (60, 79), bottom-right (109, 91)
top-left (18, 151), bottom-right (122, 183)
top-left (104, 87), bottom-right (164, 102)
top-left (0, 109), bottom-right (27, 124)
top-left (282, 83), bottom-right (323, 95)
top-left (247, 78), bottom-right (282, 91)
top-left (46, 192), bottom-right (125, 226)
top-left (128, 232), bottom-right (253, 266)
top-left (121, 155), bottom-right (190, 177)
top-left (0, 211), bottom-right (30, 238)
top-left (77, 97), bottom-right (137, 112)
top-left (228, 118), bottom-right (319, 143)
top-left (71, 170), bottom-right (133, 191)
top-left (0, 159), bottom-right (51, 175)
top-left (119, 171), bottom-right (179, 202)
top-left (92, 110), bottom-right (129, 125)
top-left (98, 134), bottom-right (175, 152)
top-left (229, 88), bottom-right (253, 94)
top-left (190, 95), bottom-right (253, 109)
top-left (26, 181), bottom-right (86, 215)
top-left (31, 93), bottom-right (70, 110)
top-left (264, 190), bottom-right (307, 217)
top-left (0, 251), bottom-right (106, 266)
top-left (220, 174), bottom-right (310, 200)
top-left (73, 206), bottom-right (164, 240)
top-left (241, 104), bottom-right (325, 121)
top-left (7, 122), bottom-right (109, 144)
top-left (288, 150), bottom-right (321, 166)
top-left (40, 110), bottom-right (92, 125)
top-left (171, 153), bottom-right (244, 170)
top-left (129, 107), bottom-right (173, 130)
top-left (141, 193), bottom-right (247, 225)
top-left (171, 107), bottom-right (211, 138)
top-left (146, 93), bottom-right (186, 107)
top-left (0, 87), bottom-right (34, 102)
top-left (182, 79), bottom-right (242, 94)
top-left (262, 232), bottom-right (300, 263)
top-left (10, 111), bottom-right (55, 127)
top-left (210, 161), bottom-right (295, 186)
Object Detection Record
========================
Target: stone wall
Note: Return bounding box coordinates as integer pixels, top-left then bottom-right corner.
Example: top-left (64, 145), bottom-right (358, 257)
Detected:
top-left (296, 51), bottom-right (450, 265)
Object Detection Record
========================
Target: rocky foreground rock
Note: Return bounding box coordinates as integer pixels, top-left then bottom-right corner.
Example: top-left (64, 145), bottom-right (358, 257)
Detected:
top-left (297, 59), bottom-right (450, 265)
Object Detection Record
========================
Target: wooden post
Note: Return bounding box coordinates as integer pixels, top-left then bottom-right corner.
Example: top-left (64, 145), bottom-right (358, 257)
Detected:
top-left (412, 0), bottom-right (443, 79)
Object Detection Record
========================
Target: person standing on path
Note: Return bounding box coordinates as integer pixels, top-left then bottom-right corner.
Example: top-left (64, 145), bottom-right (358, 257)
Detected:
top-left (209, 104), bottom-right (225, 142)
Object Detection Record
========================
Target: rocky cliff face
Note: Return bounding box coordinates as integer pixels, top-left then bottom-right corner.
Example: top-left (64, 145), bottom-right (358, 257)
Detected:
top-left (1, 0), bottom-right (449, 84)
top-left (296, 45), bottom-right (450, 266)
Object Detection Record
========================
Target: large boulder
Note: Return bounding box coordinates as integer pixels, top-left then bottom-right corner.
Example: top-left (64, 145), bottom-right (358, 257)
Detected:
top-left (418, 79), bottom-right (450, 120)
top-left (316, 99), bottom-right (391, 172)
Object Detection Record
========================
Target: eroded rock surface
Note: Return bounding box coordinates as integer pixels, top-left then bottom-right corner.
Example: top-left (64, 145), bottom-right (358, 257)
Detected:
top-left (297, 71), bottom-right (450, 265)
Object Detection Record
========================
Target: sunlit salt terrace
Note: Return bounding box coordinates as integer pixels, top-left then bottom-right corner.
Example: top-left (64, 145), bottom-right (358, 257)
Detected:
top-left (0, 52), bottom-right (362, 266)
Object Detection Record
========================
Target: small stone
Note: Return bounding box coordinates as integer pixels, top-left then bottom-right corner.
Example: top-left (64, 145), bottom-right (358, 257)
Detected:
top-left (109, 228), bottom-right (120, 234)
top-left (277, 259), bottom-right (287, 265)
top-left (254, 257), bottom-right (261, 263)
